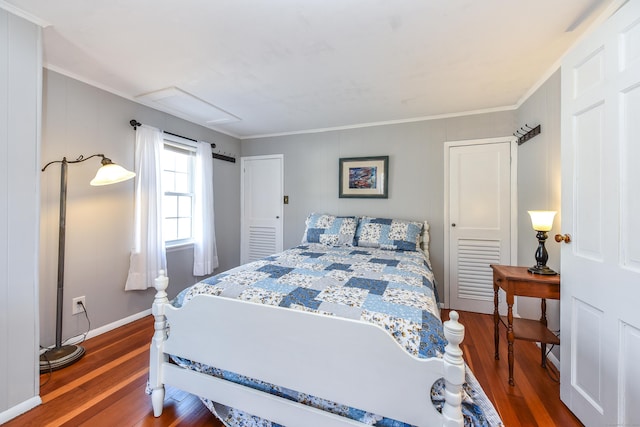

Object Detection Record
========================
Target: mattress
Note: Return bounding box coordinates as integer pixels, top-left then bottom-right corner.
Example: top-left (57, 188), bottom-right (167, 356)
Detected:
top-left (171, 244), bottom-right (502, 427)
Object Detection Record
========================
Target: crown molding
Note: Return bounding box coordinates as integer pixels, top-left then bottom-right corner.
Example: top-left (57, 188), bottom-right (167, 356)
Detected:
top-left (0, 1), bottom-right (50, 27)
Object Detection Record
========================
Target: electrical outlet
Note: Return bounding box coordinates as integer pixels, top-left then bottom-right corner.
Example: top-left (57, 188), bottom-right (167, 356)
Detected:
top-left (72, 296), bottom-right (86, 315)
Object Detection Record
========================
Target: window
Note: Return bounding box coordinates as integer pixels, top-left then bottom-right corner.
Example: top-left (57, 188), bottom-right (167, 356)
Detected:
top-left (162, 140), bottom-right (196, 246)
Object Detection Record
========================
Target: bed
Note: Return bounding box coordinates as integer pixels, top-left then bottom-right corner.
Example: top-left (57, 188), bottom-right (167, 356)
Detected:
top-left (148, 214), bottom-right (503, 427)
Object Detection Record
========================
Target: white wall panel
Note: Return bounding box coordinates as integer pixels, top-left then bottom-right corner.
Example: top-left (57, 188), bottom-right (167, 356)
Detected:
top-left (617, 18), bottom-right (640, 421)
top-left (620, 81), bottom-right (640, 271)
top-left (574, 48), bottom-right (604, 98)
top-left (572, 299), bottom-right (604, 413)
top-left (620, 321), bottom-right (640, 425)
top-left (621, 18), bottom-right (640, 70)
top-left (0, 9), bottom-right (9, 415)
top-left (574, 103), bottom-right (604, 261)
top-left (456, 150), bottom-right (503, 230)
top-left (0, 7), bottom-right (41, 421)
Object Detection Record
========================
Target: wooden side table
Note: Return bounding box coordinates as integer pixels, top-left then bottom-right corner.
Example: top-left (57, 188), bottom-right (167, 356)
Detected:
top-left (491, 264), bottom-right (560, 386)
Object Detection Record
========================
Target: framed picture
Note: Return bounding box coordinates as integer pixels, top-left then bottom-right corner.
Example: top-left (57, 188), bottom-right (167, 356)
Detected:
top-left (339, 156), bottom-right (389, 198)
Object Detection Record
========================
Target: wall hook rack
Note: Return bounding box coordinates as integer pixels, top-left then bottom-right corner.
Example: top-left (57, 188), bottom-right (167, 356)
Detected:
top-left (514, 124), bottom-right (541, 145)
top-left (211, 143), bottom-right (236, 163)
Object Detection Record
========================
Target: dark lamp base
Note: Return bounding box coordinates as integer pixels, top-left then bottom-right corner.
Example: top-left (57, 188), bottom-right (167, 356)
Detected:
top-left (39, 344), bottom-right (85, 374)
top-left (528, 265), bottom-right (558, 276)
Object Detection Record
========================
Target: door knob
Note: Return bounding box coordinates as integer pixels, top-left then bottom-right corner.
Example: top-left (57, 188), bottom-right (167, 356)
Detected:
top-left (451, 223), bottom-right (456, 227)
top-left (555, 233), bottom-right (571, 243)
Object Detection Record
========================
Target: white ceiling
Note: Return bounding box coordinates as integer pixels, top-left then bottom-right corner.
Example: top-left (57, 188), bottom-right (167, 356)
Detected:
top-left (3, 0), bottom-right (617, 139)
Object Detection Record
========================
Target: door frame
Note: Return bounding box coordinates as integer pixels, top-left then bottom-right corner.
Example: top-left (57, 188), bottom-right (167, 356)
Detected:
top-left (443, 136), bottom-right (518, 309)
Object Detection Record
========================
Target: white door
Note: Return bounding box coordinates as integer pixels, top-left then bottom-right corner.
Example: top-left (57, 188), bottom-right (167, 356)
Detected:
top-left (241, 155), bottom-right (284, 264)
top-left (560, 2), bottom-right (640, 426)
top-left (445, 138), bottom-right (515, 314)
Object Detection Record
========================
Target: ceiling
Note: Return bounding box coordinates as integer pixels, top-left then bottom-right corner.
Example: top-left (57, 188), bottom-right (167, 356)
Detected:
top-left (3, 0), bottom-right (617, 139)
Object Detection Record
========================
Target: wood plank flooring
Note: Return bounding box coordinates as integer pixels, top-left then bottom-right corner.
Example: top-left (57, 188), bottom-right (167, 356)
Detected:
top-left (7, 310), bottom-right (582, 427)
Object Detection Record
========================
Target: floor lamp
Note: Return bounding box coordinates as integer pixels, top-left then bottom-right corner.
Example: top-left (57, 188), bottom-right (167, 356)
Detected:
top-left (40, 154), bottom-right (135, 373)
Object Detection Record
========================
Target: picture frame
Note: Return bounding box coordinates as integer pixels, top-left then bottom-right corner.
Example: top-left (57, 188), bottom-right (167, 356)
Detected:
top-left (339, 156), bottom-right (389, 198)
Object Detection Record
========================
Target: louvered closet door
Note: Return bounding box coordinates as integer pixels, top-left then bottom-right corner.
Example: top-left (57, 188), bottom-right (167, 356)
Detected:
top-left (241, 155), bottom-right (283, 264)
top-left (447, 140), bottom-right (513, 314)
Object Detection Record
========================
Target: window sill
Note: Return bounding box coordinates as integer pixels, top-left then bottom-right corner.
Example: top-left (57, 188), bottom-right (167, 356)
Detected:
top-left (166, 241), bottom-right (194, 253)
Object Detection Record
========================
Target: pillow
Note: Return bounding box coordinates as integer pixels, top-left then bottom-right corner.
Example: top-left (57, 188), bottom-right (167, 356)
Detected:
top-left (301, 213), bottom-right (358, 246)
top-left (355, 217), bottom-right (424, 251)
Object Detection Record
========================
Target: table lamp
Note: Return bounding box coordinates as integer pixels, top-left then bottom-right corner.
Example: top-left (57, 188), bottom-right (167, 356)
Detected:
top-left (527, 210), bottom-right (557, 275)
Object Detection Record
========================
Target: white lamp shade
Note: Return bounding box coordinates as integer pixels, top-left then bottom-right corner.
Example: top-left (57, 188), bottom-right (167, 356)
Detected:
top-left (90, 163), bottom-right (136, 186)
top-left (528, 210), bottom-right (556, 231)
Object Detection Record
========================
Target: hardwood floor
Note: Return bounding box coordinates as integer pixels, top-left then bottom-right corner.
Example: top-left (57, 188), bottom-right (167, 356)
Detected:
top-left (444, 310), bottom-right (582, 427)
top-left (7, 310), bottom-right (582, 427)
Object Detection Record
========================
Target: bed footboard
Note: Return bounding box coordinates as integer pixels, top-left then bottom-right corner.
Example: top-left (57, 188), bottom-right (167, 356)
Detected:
top-left (149, 271), bottom-right (466, 426)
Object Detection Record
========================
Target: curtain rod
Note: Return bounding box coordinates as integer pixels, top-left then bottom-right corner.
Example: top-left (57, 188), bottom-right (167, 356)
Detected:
top-left (129, 119), bottom-right (213, 147)
top-left (165, 130), bottom-right (198, 144)
top-left (129, 119), bottom-right (236, 163)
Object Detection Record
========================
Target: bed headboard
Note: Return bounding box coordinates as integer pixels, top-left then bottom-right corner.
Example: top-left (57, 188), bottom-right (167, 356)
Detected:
top-left (421, 220), bottom-right (432, 268)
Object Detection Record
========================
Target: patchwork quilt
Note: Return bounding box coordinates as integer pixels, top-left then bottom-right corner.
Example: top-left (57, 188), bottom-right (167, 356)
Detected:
top-left (171, 244), bottom-right (502, 427)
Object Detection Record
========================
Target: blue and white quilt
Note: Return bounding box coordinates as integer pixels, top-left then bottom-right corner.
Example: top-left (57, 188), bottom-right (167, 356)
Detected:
top-left (172, 244), bottom-right (502, 427)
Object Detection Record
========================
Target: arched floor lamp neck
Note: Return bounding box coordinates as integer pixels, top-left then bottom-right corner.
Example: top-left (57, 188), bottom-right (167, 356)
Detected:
top-left (40, 154), bottom-right (135, 373)
top-left (42, 153), bottom-right (108, 170)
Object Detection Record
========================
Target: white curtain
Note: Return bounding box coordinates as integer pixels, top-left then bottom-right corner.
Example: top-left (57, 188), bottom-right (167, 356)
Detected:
top-left (193, 141), bottom-right (218, 276)
top-left (125, 125), bottom-right (167, 291)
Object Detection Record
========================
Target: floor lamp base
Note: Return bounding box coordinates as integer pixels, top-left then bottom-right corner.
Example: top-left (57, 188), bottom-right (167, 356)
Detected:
top-left (39, 344), bottom-right (85, 374)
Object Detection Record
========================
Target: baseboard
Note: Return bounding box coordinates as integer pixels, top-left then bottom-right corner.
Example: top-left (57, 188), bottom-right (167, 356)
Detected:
top-left (0, 396), bottom-right (42, 424)
top-left (40, 308), bottom-right (152, 353)
top-left (83, 308), bottom-right (152, 340)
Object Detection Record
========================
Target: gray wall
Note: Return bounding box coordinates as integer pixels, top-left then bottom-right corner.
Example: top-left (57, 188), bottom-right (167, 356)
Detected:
top-left (39, 70), bottom-right (242, 347)
top-left (242, 75), bottom-right (562, 326)
top-left (515, 70), bottom-right (562, 342)
top-left (0, 9), bottom-right (41, 420)
top-left (242, 73), bottom-right (562, 351)
top-left (241, 111), bottom-right (517, 299)
top-left (37, 63), bottom-right (564, 387)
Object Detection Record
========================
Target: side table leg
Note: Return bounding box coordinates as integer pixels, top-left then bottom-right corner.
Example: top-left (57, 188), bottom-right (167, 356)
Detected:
top-left (507, 301), bottom-right (515, 386)
top-left (494, 280), bottom-right (500, 360)
top-left (540, 298), bottom-right (548, 368)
